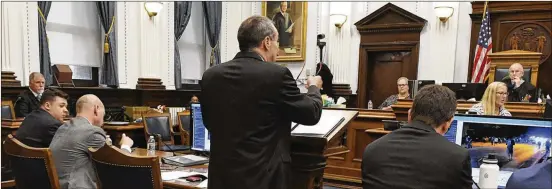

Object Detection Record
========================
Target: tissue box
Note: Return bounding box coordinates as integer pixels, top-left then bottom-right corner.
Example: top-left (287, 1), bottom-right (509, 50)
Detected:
top-left (329, 104), bottom-right (346, 108)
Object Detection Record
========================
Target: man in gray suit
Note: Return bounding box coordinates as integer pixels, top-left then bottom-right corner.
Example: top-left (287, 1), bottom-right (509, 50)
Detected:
top-left (49, 94), bottom-right (134, 189)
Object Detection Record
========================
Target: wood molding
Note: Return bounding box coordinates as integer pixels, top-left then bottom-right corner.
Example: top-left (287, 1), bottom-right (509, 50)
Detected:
top-left (468, 1), bottom-right (552, 93)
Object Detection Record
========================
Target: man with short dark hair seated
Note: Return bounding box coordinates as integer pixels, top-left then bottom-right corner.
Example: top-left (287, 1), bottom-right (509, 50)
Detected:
top-left (15, 88), bottom-right (69, 148)
top-left (362, 85), bottom-right (472, 189)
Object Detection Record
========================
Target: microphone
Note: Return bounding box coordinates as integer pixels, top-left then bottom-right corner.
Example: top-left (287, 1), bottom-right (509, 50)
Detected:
top-left (306, 68), bottom-right (313, 77)
top-left (155, 134), bottom-right (176, 156)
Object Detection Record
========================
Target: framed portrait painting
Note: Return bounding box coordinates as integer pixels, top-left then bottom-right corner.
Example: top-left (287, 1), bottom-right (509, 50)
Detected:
top-left (262, 1), bottom-right (307, 62)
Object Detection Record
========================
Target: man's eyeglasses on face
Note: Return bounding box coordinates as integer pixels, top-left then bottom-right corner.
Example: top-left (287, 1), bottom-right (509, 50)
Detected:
top-left (397, 84), bottom-right (408, 87)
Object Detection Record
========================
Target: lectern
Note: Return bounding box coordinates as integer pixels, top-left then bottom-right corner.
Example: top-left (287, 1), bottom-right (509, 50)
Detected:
top-left (290, 109), bottom-right (359, 189)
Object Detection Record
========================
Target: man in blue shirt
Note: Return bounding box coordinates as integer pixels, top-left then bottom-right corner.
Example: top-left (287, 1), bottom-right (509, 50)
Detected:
top-left (505, 160), bottom-right (551, 189)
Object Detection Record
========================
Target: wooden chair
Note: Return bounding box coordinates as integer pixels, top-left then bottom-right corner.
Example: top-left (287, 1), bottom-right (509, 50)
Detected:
top-left (1, 101), bottom-right (15, 120)
top-left (142, 113), bottom-right (190, 152)
top-left (89, 144), bottom-right (162, 189)
top-left (2, 134), bottom-right (59, 189)
top-left (177, 111), bottom-right (191, 146)
top-left (488, 50), bottom-right (542, 86)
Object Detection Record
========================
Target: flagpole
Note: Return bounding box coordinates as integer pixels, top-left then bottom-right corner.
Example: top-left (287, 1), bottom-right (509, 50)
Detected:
top-left (482, 1), bottom-right (489, 82)
top-left (482, 1), bottom-right (488, 21)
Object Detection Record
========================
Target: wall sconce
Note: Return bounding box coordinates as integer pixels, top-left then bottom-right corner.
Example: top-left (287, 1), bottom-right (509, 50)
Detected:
top-left (434, 6), bottom-right (454, 23)
top-left (330, 14), bottom-right (348, 29)
top-left (144, 2), bottom-right (163, 18)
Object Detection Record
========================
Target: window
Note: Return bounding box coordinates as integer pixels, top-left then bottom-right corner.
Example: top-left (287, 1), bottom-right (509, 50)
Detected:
top-left (178, 2), bottom-right (206, 81)
top-left (46, 2), bottom-right (102, 67)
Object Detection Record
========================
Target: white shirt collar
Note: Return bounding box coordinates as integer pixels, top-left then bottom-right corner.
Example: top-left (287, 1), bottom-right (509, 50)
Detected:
top-left (29, 87), bottom-right (39, 97)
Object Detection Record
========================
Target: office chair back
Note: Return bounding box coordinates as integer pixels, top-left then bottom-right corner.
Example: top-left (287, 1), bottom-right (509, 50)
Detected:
top-left (177, 111), bottom-right (191, 146)
top-left (143, 113), bottom-right (174, 144)
top-left (1, 101), bottom-right (15, 119)
top-left (3, 134), bottom-right (60, 189)
top-left (89, 144), bottom-right (163, 189)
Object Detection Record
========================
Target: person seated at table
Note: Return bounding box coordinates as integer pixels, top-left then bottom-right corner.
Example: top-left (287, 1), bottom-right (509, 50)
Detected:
top-left (378, 77), bottom-right (411, 110)
top-left (15, 88), bottom-right (68, 148)
top-left (14, 72), bottom-right (45, 118)
top-left (362, 85), bottom-right (472, 189)
top-left (501, 63), bottom-right (537, 102)
top-left (49, 94), bottom-right (134, 189)
top-left (468, 82), bottom-right (512, 116)
top-left (505, 159), bottom-right (551, 189)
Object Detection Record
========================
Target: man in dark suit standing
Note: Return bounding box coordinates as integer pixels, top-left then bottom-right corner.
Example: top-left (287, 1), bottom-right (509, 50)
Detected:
top-left (362, 85), bottom-right (472, 189)
top-left (14, 72), bottom-right (45, 118)
top-left (15, 88), bottom-right (68, 148)
top-left (201, 15), bottom-right (323, 189)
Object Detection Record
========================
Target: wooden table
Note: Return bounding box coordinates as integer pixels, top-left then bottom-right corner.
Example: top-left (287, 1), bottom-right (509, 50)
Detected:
top-left (131, 148), bottom-right (208, 189)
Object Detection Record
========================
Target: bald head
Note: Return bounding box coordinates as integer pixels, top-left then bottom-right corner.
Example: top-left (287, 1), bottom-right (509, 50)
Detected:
top-left (76, 94), bottom-right (105, 126)
top-left (509, 63), bottom-right (525, 79)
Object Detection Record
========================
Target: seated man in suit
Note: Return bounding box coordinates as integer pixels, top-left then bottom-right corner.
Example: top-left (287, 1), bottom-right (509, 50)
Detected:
top-left (362, 85), bottom-right (472, 189)
top-left (15, 88), bottom-right (68, 148)
top-left (14, 72), bottom-right (46, 117)
top-left (501, 63), bottom-right (537, 102)
top-left (505, 159), bottom-right (551, 189)
top-left (49, 94), bottom-right (134, 189)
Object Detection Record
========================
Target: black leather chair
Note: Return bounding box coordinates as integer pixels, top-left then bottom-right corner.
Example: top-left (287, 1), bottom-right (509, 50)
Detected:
top-left (1, 101), bottom-right (15, 120)
top-left (495, 68), bottom-right (531, 82)
top-left (177, 111), bottom-right (191, 146)
top-left (143, 113), bottom-right (190, 152)
top-left (3, 134), bottom-right (60, 189)
top-left (89, 144), bottom-right (162, 189)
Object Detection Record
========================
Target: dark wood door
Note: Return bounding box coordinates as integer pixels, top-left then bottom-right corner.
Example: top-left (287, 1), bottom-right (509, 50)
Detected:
top-left (366, 52), bottom-right (411, 108)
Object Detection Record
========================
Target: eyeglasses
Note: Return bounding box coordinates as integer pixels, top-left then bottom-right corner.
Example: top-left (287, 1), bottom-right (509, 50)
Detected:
top-left (397, 84), bottom-right (408, 87)
top-left (496, 92), bottom-right (508, 96)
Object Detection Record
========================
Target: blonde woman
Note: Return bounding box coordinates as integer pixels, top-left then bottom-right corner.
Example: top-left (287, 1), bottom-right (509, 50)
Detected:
top-left (469, 82), bottom-right (512, 116)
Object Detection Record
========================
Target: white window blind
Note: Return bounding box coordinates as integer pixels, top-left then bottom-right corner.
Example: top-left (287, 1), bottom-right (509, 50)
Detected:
top-left (178, 2), bottom-right (206, 81)
top-left (46, 2), bottom-right (102, 67)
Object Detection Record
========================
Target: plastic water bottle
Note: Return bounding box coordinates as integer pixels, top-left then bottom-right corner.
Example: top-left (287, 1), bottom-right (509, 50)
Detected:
top-left (147, 136), bottom-right (156, 155)
top-left (479, 154), bottom-right (499, 189)
top-left (367, 100), bottom-right (373, 110)
top-left (105, 135), bottom-right (112, 146)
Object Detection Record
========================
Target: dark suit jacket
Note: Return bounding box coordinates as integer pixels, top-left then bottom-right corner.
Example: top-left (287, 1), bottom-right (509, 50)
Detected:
top-left (15, 108), bottom-right (63, 148)
top-left (14, 88), bottom-right (41, 118)
top-left (362, 120), bottom-right (472, 189)
top-left (505, 160), bottom-right (551, 189)
top-left (201, 51), bottom-right (323, 189)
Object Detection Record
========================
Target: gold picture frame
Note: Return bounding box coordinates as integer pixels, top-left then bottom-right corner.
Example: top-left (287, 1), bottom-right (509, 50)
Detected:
top-left (262, 1), bottom-right (307, 62)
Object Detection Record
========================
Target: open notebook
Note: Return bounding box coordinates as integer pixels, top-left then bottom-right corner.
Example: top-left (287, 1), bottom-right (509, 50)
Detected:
top-left (291, 111), bottom-right (345, 137)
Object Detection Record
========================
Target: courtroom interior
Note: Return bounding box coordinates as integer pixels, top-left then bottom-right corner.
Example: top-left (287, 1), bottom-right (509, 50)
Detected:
top-left (1, 1), bottom-right (551, 189)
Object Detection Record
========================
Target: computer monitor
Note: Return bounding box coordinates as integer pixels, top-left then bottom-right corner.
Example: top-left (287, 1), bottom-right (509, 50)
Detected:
top-left (442, 83), bottom-right (487, 101)
top-left (408, 80), bottom-right (435, 97)
top-left (444, 115), bottom-right (552, 186)
top-left (444, 115), bottom-right (552, 184)
top-left (190, 103), bottom-right (210, 152)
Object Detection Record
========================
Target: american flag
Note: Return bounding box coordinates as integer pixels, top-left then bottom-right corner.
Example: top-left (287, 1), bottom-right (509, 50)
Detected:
top-left (471, 9), bottom-right (492, 83)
